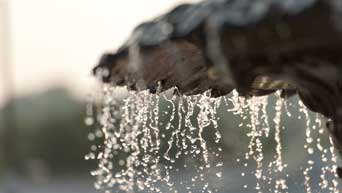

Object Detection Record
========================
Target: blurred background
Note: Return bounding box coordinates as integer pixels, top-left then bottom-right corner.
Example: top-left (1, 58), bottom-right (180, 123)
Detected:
top-left (0, 0), bottom-right (339, 193)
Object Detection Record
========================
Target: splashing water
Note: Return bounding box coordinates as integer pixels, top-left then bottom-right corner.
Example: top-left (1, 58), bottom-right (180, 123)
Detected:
top-left (86, 85), bottom-right (224, 193)
top-left (225, 91), bottom-right (289, 193)
top-left (299, 100), bottom-right (314, 193)
top-left (272, 91), bottom-right (288, 193)
top-left (86, 86), bottom-right (341, 193)
top-left (223, 90), bottom-right (341, 193)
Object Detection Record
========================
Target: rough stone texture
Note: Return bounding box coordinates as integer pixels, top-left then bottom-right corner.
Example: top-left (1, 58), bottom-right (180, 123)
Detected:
top-left (94, 0), bottom-right (342, 174)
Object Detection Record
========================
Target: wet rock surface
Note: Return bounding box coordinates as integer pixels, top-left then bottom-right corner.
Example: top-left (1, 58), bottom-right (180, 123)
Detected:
top-left (93, 0), bottom-right (342, 177)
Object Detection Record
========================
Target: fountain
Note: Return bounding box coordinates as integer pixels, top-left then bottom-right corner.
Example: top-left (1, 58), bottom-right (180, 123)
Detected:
top-left (89, 0), bottom-right (342, 192)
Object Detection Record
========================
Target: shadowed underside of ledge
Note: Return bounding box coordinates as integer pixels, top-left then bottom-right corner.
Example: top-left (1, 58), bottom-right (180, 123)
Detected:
top-left (93, 0), bottom-right (342, 173)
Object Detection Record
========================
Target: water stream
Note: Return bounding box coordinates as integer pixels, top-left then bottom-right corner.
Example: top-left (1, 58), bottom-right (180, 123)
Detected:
top-left (85, 86), bottom-right (341, 193)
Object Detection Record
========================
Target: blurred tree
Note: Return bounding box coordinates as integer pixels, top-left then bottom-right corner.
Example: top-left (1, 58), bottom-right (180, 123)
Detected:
top-left (0, 87), bottom-right (95, 176)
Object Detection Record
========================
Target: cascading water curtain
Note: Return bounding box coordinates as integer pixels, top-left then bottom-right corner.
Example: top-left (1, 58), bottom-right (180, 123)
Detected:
top-left (85, 85), bottom-right (341, 193)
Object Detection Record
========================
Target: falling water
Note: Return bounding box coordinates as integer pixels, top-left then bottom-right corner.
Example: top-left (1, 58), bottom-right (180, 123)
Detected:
top-left (86, 84), bottom-right (342, 193)
top-left (226, 91), bottom-right (289, 193)
top-left (299, 100), bottom-right (314, 193)
top-left (221, 90), bottom-right (341, 193)
top-left (86, 84), bottom-right (225, 193)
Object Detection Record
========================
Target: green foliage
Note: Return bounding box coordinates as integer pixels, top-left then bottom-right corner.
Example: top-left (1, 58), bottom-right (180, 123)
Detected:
top-left (0, 88), bottom-right (95, 175)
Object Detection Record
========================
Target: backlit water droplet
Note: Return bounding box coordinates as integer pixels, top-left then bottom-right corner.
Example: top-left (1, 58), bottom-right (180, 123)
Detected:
top-left (86, 85), bottom-right (225, 192)
top-left (86, 83), bottom-right (341, 193)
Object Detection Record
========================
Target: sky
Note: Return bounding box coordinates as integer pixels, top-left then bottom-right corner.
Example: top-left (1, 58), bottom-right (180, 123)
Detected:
top-left (0, 0), bottom-right (199, 106)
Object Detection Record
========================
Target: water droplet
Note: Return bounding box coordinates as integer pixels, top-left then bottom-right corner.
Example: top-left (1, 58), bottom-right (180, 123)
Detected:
top-left (216, 172), bottom-right (222, 178)
top-left (84, 117), bottom-right (94, 126)
top-left (307, 148), bottom-right (314, 155)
